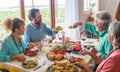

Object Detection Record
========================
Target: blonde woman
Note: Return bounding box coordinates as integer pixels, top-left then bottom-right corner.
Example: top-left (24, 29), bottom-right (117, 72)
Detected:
top-left (0, 18), bottom-right (26, 62)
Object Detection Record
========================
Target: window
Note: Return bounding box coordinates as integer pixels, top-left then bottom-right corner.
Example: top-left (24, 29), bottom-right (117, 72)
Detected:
top-left (24, 0), bottom-right (50, 27)
top-left (0, 0), bottom-right (20, 39)
top-left (84, 0), bottom-right (98, 12)
top-left (0, 0), bottom-right (76, 40)
top-left (55, 0), bottom-right (65, 28)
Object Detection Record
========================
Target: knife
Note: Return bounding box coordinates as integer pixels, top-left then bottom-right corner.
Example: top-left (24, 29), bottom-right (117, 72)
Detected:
top-left (33, 61), bottom-right (46, 71)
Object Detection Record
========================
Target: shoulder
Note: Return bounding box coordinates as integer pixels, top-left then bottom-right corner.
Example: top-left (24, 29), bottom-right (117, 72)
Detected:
top-left (40, 23), bottom-right (48, 29)
top-left (2, 35), bottom-right (12, 45)
top-left (26, 23), bottom-right (32, 28)
top-left (107, 50), bottom-right (120, 62)
top-left (25, 23), bottom-right (35, 31)
top-left (41, 23), bottom-right (46, 27)
top-left (112, 50), bottom-right (120, 58)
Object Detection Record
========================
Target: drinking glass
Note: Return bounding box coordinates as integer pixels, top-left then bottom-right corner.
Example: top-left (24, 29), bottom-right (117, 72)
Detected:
top-left (57, 32), bottom-right (63, 40)
top-left (66, 48), bottom-right (73, 59)
top-left (41, 38), bottom-right (50, 52)
top-left (81, 33), bottom-right (87, 41)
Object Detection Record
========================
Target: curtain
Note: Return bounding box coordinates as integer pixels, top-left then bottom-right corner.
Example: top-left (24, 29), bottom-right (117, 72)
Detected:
top-left (64, 0), bottom-right (80, 39)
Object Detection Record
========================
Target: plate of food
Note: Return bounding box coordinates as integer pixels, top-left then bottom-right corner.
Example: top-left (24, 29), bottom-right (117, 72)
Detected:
top-left (22, 59), bottom-right (38, 69)
top-left (84, 45), bottom-right (95, 49)
top-left (69, 56), bottom-right (84, 63)
top-left (46, 60), bottom-right (79, 72)
top-left (50, 45), bottom-right (62, 52)
top-left (24, 50), bottom-right (37, 57)
top-left (47, 52), bottom-right (65, 61)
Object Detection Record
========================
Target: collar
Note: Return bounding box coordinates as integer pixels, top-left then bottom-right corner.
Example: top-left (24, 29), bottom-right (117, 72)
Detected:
top-left (30, 22), bottom-right (41, 30)
top-left (100, 29), bottom-right (108, 37)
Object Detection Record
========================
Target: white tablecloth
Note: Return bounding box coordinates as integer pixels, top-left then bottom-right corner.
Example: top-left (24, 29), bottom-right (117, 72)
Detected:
top-left (1, 52), bottom-right (92, 72)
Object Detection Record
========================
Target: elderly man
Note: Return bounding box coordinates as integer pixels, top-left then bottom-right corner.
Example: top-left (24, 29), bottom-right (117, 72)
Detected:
top-left (23, 8), bottom-right (58, 47)
top-left (72, 11), bottom-right (112, 70)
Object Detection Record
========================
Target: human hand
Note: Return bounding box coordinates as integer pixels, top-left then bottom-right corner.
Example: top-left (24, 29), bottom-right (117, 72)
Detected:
top-left (90, 48), bottom-right (97, 54)
top-left (16, 55), bottom-right (26, 62)
top-left (78, 50), bottom-right (91, 55)
top-left (75, 62), bottom-right (93, 72)
top-left (11, 54), bottom-right (26, 62)
top-left (27, 42), bottom-right (35, 51)
top-left (74, 61), bottom-right (87, 69)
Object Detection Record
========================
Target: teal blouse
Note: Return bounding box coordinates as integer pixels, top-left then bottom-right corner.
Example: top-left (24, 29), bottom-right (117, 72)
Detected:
top-left (0, 36), bottom-right (26, 62)
top-left (85, 23), bottom-right (112, 58)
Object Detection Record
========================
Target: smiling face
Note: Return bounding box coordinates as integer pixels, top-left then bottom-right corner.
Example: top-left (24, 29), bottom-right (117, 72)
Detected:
top-left (18, 23), bottom-right (25, 35)
top-left (94, 19), bottom-right (104, 32)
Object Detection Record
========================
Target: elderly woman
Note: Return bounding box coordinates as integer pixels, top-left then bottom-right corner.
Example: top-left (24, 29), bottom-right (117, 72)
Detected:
top-left (0, 18), bottom-right (26, 62)
top-left (75, 21), bottom-right (120, 72)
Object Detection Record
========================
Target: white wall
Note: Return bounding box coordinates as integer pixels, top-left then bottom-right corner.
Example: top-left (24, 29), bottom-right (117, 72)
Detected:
top-left (78, 0), bottom-right (120, 21)
top-left (99, 0), bottom-right (120, 21)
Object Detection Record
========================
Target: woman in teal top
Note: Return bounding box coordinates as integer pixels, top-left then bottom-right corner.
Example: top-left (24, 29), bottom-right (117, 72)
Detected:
top-left (0, 18), bottom-right (26, 62)
top-left (72, 11), bottom-right (112, 65)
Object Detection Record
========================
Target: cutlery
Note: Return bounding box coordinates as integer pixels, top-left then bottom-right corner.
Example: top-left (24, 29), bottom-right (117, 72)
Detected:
top-left (33, 61), bottom-right (46, 71)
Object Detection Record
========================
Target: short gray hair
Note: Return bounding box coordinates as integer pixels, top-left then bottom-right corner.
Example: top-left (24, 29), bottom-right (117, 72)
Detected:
top-left (109, 21), bottom-right (120, 45)
top-left (94, 11), bottom-right (112, 29)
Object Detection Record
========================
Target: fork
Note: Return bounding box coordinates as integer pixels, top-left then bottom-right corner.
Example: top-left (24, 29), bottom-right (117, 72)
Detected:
top-left (33, 61), bottom-right (46, 71)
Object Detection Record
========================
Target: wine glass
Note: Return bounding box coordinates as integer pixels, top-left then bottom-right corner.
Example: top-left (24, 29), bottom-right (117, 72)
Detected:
top-left (81, 32), bottom-right (87, 41)
top-left (66, 48), bottom-right (73, 59)
top-left (57, 32), bottom-right (63, 40)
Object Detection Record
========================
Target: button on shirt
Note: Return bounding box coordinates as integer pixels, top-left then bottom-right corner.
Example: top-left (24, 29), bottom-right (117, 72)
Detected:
top-left (23, 22), bottom-right (56, 47)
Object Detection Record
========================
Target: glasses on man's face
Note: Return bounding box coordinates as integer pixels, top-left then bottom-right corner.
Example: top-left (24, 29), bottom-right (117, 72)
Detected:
top-left (36, 15), bottom-right (42, 19)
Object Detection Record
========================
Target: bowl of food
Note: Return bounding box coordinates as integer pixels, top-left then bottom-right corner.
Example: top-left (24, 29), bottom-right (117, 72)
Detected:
top-left (72, 45), bottom-right (82, 54)
top-left (24, 50), bottom-right (37, 57)
top-left (50, 45), bottom-right (61, 52)
top-left (22, 59), bottom-right (38, 69)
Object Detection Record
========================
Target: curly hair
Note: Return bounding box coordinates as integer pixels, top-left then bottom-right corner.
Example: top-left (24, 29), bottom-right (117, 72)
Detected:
top-left (3, 18), bottom-right (24, 33)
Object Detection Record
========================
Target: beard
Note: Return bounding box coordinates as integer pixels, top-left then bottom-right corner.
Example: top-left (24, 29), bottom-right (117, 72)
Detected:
top-left (34, 19), bottom-right (41, 25)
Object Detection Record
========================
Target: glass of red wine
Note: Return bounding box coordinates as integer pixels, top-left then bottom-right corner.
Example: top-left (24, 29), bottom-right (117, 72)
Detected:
top-left (66, 48), bottom-right (73, 59)
top-left (57, 32), bottom-right (62, 40)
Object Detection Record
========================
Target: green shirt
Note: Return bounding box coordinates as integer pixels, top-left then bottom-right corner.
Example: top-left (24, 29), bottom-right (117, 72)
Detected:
top-left (0, 36), bottom-right (26, 62)
top-left (85, 23), bottom-right (112, 58)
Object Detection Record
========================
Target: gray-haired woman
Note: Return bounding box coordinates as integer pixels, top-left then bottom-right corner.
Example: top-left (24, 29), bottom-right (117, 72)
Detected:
top-left (75, 21), bottom-right (120, 72)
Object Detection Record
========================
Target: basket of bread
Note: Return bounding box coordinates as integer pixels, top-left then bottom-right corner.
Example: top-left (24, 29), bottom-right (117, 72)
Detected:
top-left (47, 45), bottom-right (66, 61)
top-left (47, 60), bottom-right (79, 72)
top-left (47, 52), bottom-right (65, 61)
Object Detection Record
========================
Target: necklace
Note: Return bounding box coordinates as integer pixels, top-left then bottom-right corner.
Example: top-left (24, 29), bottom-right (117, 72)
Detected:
top-left (11, 34), bottom-right (24, 54)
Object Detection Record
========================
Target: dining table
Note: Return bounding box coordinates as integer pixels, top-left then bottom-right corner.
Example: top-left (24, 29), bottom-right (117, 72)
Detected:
top-left (0, 38), bottom-right (99, 72)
